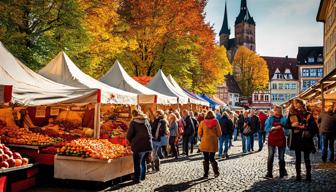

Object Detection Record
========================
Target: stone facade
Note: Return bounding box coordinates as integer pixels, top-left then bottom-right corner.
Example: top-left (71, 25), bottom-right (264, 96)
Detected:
top-left (317, 0), bottom-right (336, 76)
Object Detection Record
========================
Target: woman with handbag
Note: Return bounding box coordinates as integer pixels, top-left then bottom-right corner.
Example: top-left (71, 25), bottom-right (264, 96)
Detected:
top-left (168, 113), bottom-right (179, 159)
top-left (198, 110), bottom-right (222, 178)
top-left (242, 111), bottom-right (252, 153)
top-left (287, 99), bottom-right (318, 182)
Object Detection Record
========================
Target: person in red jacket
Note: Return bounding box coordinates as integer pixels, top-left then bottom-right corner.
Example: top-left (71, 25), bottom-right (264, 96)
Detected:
top-left (258, 111), bottom-right (268, 150)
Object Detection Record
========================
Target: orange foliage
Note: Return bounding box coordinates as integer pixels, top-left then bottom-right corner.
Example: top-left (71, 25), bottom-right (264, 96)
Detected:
top-left (133, 76), bottom-right (153, 86)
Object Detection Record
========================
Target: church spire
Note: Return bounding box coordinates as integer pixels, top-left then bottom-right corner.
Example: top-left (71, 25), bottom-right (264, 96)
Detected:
top-left (235, 0), bottom-right (255, 25)
top-left (219, 1), bottom-right (230, 35)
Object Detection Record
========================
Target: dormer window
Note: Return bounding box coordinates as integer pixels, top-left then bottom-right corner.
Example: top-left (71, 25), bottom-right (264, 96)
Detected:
top-left (284, 68), bottom-right (293, 79)
top-left (308, 57), bottom-right (314, 63)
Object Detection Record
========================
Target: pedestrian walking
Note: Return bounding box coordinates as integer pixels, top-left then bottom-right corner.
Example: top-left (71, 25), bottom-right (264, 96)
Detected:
top-left (168, 113), bottom-right (179, 159)
top-left (249, 110), bottom-right (260, 151)
top-left (287, 99), bottom-right (318, 181)
top-left (238, 111), bottom-right (250, 153)
top-left (151, 110), bottom-right (169, 171)
top-left (182, 110), bottom-right (195, 158)
top-left (264, 106), bottom-right (288, 179)
top-left (319, 105), bottom-right (336, 163)
top-left (218, 111), bottom-right (234, 159)
top-left (190, 111), bottom-right (199, 154)
top-left (198, 111), bottom-right (222, 178)
top-left (258, 111), bottom-right (268, 145)
top-left (127, 110), bottom-right (153, 183)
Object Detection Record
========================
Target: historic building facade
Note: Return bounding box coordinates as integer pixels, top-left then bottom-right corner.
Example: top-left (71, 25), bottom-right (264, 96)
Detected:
top-left (297, 47), bottom-right (324, 92)
top-left (262, 57), bottom-right (300, 105)
top-left (219, 0), bottom-right (256, 60)
top-left (217, 74), bottom-right (242, 108)
top-left (317, 0), bottom-right (336, 76)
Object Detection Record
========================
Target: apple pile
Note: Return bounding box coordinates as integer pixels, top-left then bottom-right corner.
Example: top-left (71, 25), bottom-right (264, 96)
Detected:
top-left (0, 127), bottom-right (56, 146)
top-left (57, 138), bottom-right (132, 160)
top-left (0, 144), bottom-right (29, 169)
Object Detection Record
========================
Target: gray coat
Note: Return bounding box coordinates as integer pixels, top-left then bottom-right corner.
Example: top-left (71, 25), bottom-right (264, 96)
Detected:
top-left (319, 112), bottom-right (336, 134)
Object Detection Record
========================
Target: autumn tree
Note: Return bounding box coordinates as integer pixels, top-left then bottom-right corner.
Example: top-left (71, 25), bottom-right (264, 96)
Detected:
top-left (233, 46), bottom-right (269, 96)
top-left (0, 0), bottom-right (87, 70)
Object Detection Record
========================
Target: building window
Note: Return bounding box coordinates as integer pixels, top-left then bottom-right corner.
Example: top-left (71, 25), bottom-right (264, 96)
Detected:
top-left (310, 69), bottom-right (317, 77)
top-left (317, 54), bottom-right (323, 63)
top-left (291, 94), bottom-right (296, 98)
top-left (272, 83), bottom-right (277, 89)
top-left (317, 69), bottom-right (323, 77)
top-left (265, 95), bottom-right (269, 102)
top-left (279, 94), bottom-right (284, 101)
top-left (279, 83), bottom-right (283, 89)
top-left (291, 83), bottom-right (297, 89)
top-left (272, 94), bottom-right (277, 101)
top-left (302, 69), bottom-right (309, 77)
top-left (284, 83), bottom-right (290, 89)
top-left (303, 80), bottom-right (318, 91)
top-left (308, 57), bottom-right (314, 63)
top-left (254, 94), bottom-right (258, 101)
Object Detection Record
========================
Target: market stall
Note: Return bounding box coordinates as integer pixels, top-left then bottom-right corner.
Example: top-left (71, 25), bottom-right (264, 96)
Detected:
top-left (99, 60), bottom-right (178, 116)
top-left (147, 70), bottom-right (189, 111)
top-left (199, 94), bottom-right (222, 109)
top-left (167, 74), bottom-right (209, 111)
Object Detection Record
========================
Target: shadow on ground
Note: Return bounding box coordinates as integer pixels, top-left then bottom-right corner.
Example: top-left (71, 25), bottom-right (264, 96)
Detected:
top-left (153, 177), bottom-right (213, 192)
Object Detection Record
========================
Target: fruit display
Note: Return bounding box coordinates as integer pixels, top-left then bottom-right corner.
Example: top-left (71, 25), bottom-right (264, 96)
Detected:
top-left (57, 138), bottom-right (132, 160)
top-left (0, 119), bottom-right (6, 128)
top-left (0, 143), bottom-right (29, 169)
top-left (0, 127), bottom-right (56, 146)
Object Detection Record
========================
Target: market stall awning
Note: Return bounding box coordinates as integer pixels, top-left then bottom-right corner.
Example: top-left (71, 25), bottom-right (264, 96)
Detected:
top-left (0, 43), bottom-right (99, 106)
top-left (182, 88), bottom-right (209, 106)
top-left (167, 75), bottom-right (206, 105)
top-left (100, 60), bottom-right (177, 105)
top-left (198, 94), bottom-right (221, 109)
top-left (39, 52), bottom-right (138, 105)
top-left (147, 70), bottom-right (188, 104)
top-left (211, 96), bottom-right (227, 107)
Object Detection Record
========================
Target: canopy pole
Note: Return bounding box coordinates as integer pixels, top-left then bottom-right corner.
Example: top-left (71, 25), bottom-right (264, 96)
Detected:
top-left (94, 103), bottom-right (101, 138)
top-left (321, 83), bottom-right (325, 112)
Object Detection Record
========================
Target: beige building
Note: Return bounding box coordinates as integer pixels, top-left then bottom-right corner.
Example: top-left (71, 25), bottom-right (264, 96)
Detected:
top-left (317, 0), bottom-right (336, 75)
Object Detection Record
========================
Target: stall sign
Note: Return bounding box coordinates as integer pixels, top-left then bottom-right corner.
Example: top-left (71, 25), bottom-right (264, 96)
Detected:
top-left (35, 106), bottom-right (47, 118)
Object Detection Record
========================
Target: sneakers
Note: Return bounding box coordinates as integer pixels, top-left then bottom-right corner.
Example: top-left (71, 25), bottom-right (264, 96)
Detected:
top-left (264, 174), bottom-right (273, 179)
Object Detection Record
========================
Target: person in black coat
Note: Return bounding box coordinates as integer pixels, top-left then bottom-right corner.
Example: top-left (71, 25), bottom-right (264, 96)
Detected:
top-left (287, 99), bottom-right (318, 182)
top-left (218, 112), bottom-right (234, 158)
top-left (249, 110), bottom-right (260, 152)
top-left (319, 106), bottom-right (336, 162)
top-left (182, 110), bottom-right (195, 158)
top-left (127, 110), bottom-right (153, 183)
top-left (190, 111), bottom-right (199, 154)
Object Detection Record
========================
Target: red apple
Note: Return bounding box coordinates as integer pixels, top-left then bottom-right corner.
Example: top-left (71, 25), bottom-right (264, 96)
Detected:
top-left (0, 144), bottom-right (4, 149)
top-left (2, 154), bottom-right (9, 161)
top-left (15, 159), bottom-right (22, 167)
top-left (0, 161), bottom-right (9, 169)
top-left (13, 152), bottom-right (22, 159)
top-left (6, 159), bottom-right (15, 168)
top-left (21, 158), bottom-right (29, 165)
top-left (0, 149), bottom-right (4, 155)
top-left (5, 151), bottom-right (13, 158)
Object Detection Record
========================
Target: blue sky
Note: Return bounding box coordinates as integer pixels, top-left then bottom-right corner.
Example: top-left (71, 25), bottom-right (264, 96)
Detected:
top-left (205, 0), bottom-right (323, 58)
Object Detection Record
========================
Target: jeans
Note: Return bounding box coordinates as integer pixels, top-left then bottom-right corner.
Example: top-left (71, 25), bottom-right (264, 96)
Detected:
top-left (242, 134), bottom-right (247, 153)
top-left (203, 152), bottom-right (216, 163)
top-left (295, 150), bottom-right (311, 178)
top-left (249, 133), bottom-right (255, 151)
top-left (169, 136), bottom-right (178, 158)
top-left (218, 134), bottom-right (231, 158)
top-left (267, 146), bottom-right (286, 176)
top-left (183, 135), bottom-right (192, 156)
top-left (152, 141), bottom-right (161, 169)
top-left (258, 131), bottom-right (264, 150)
top-left (321, 133), bottom-right (335, 162)
top-left (133, 152), bottom-right (149, 181)
top-left (233, 128), bottom-right (238, 141)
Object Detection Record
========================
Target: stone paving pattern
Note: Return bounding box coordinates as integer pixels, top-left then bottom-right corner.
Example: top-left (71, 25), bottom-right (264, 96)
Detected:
top-left (30, 139), bottom-right (336, 192)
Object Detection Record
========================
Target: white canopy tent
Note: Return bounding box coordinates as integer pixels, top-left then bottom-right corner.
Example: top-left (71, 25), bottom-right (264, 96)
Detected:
top-left (147, 70), bottom-right (188, 104)
top-left (100, 60), bottom-right (177, 104)
top-left (167, 74), bottom-right (208, 106)
top-left (39, 52), bottom-right (138, 105)
top-left (0, 43), bottom-right (99, 106)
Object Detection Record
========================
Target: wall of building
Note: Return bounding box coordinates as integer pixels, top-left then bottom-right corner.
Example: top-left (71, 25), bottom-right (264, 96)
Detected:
top-left (324, 0), bottom-right (336, 75)
top-left (298, 65), bottom-right (324, 91)
top-left (270, 80), bottom-right (300, 105)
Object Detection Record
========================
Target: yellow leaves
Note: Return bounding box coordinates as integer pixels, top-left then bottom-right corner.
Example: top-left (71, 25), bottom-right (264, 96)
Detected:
top-left (233, 46), bottom-right (269, 96)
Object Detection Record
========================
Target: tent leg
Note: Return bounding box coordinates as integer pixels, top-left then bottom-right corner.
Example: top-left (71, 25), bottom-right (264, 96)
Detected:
top-left (94, 103), bottom-right (101, 138)
top-left (321, 83), bottom-right (325, 112)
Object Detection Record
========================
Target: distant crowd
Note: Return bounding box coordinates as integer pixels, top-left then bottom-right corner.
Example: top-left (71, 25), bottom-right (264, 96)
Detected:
top-left (126, 100), bottom-right (336, 183)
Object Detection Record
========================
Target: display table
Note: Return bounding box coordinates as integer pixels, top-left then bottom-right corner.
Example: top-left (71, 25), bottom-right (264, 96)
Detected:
top-left (54, 155), bottom-right (134, 182)
top-left (0, 164), bottom-right (38, 192)
top-left (6, 144), bottom-right (55, 165)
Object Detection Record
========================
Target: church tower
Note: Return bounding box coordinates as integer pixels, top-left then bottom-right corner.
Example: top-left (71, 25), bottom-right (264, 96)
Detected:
top-left (219, 1), bottom-right (230, 49)
top-left (234, 0), bottom-right (256, 51)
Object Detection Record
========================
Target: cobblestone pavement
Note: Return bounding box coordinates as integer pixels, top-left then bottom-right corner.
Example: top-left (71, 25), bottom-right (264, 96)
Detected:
top-left (30, 139), bottom-right (336, 192)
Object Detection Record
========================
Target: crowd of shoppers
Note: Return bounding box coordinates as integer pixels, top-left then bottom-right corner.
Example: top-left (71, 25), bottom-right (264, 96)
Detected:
top-left (126, 101), bottom-right (336, 183)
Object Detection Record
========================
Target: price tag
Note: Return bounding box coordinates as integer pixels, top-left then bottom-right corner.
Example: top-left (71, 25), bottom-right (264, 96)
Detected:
top-left (35, 106), bottom-right (47, 118)
top-left (50, 107), bottom-right (60, 116)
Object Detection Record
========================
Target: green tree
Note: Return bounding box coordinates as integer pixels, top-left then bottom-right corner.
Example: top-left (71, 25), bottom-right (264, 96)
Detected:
top-left (0, 0), bottom-right (87, 70)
